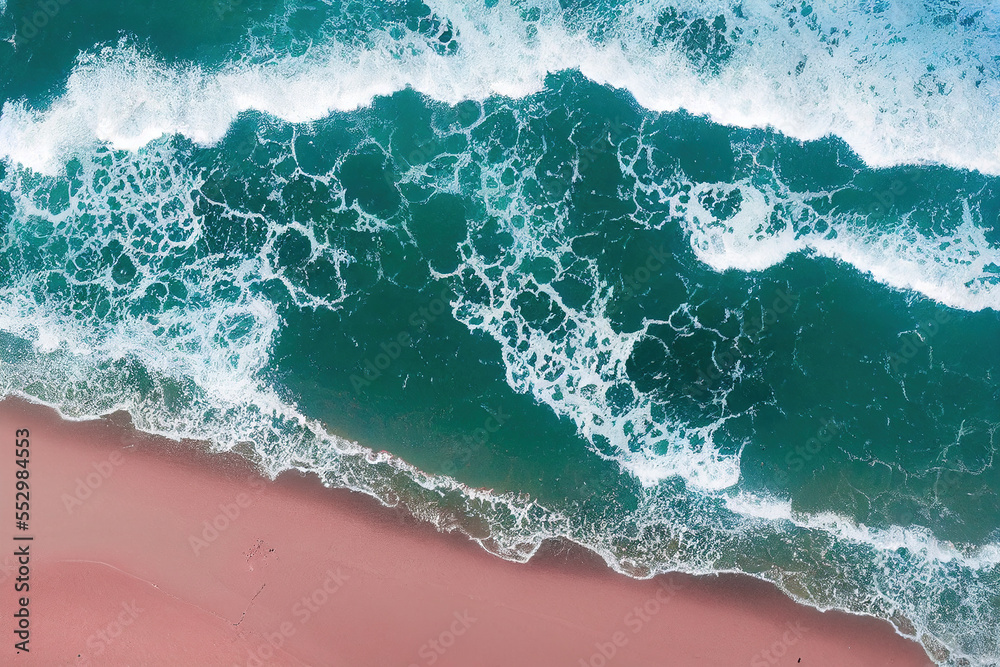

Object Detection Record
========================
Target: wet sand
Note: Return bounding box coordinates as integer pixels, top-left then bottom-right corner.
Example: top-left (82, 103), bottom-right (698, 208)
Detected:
top-left (0, 397), bottom-right (934, 666)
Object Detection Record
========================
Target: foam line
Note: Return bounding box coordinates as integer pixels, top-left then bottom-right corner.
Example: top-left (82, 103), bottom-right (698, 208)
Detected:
top-left (3, 0), bottom-right (1000, 175)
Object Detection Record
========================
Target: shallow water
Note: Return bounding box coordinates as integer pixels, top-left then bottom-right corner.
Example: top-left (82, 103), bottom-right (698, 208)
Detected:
top-left (1, 1), bottom-right (999, 663)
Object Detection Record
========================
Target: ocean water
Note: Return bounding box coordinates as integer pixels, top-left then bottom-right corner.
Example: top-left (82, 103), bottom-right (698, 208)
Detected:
top-left (1, 0), bottom-right (999, 663)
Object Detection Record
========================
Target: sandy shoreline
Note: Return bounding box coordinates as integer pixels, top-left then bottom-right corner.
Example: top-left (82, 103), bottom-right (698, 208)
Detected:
top-left (0, 397), bottom-right (933, 666)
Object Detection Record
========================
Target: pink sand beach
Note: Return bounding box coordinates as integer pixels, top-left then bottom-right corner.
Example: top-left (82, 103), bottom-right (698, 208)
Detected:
top-left (0, 397), bottom-right (933, 666)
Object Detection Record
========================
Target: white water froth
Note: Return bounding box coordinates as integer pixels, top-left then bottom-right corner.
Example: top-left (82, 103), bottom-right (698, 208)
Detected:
top-left (676, 176), bottom-right (1000, 312)
top-left (0, 142), bottom-right (557, 563)
top-left (452, 259), bottom-right (743, 490)
top-left (1, 0), bottom-right (997, 320)
top-left (2, 0), bottom-right (1000, 175)
top-left (434, 124), bottom-right (744, 490)
top-left (0, 141), bottom-right (994, 667)
top-left (725, 491), bottom-right (1000, 571)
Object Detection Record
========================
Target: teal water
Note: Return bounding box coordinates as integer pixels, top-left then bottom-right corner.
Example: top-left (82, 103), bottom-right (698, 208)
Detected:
top-left (2, 1), bottom-right (1000, 663)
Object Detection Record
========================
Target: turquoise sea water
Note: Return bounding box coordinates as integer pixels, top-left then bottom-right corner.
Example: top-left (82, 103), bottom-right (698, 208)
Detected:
top-left (2, 1), bottom-right (999, 663)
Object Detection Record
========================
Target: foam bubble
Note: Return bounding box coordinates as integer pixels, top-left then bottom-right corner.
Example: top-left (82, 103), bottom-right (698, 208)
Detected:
top-left (4, 0), bottom-right (1000, 175)
top-left (3, 1), bottom-right (998, 318)
top-left (453, 269), bottom-right (744, 490)
top-left (0, 138), bottom-right (557, 563)
top-left (2, 10), bottom-right (1000, 660)
top-left (725, 492), bottom-right (1000, 569)
top-left (675, 175), bottom-right (1000, 312)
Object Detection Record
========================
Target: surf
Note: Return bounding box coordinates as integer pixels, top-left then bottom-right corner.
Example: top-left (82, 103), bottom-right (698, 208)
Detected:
top-left (3, 0), bottom-right (1000, 175)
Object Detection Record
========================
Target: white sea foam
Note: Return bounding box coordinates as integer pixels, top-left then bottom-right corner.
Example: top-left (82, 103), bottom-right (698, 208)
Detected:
top-left (674, 176), bottom-right (1000, 312)
top-left (2, 4), bottom-right (1000, 661)
top-left (0, 0), bottom-right (997, 319)
top-left (715, 491), bottom-right (999, 665)
top-left (0, 0), bottom-right (993, 507)
top-left (725, 491), bottom-right (1000, 570)
top-left (452, 258), bottom-right (744, 489)
top-left (3, 0), bottom-right (1000, 174)
top-left (0, 140), bottom-right (557, 564)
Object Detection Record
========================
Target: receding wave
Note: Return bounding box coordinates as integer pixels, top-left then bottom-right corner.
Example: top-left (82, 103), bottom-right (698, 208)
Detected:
top-left (3, 0), bottom-right (1000, 175)
top-left (2, 2), bottom-right (1000, 665)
